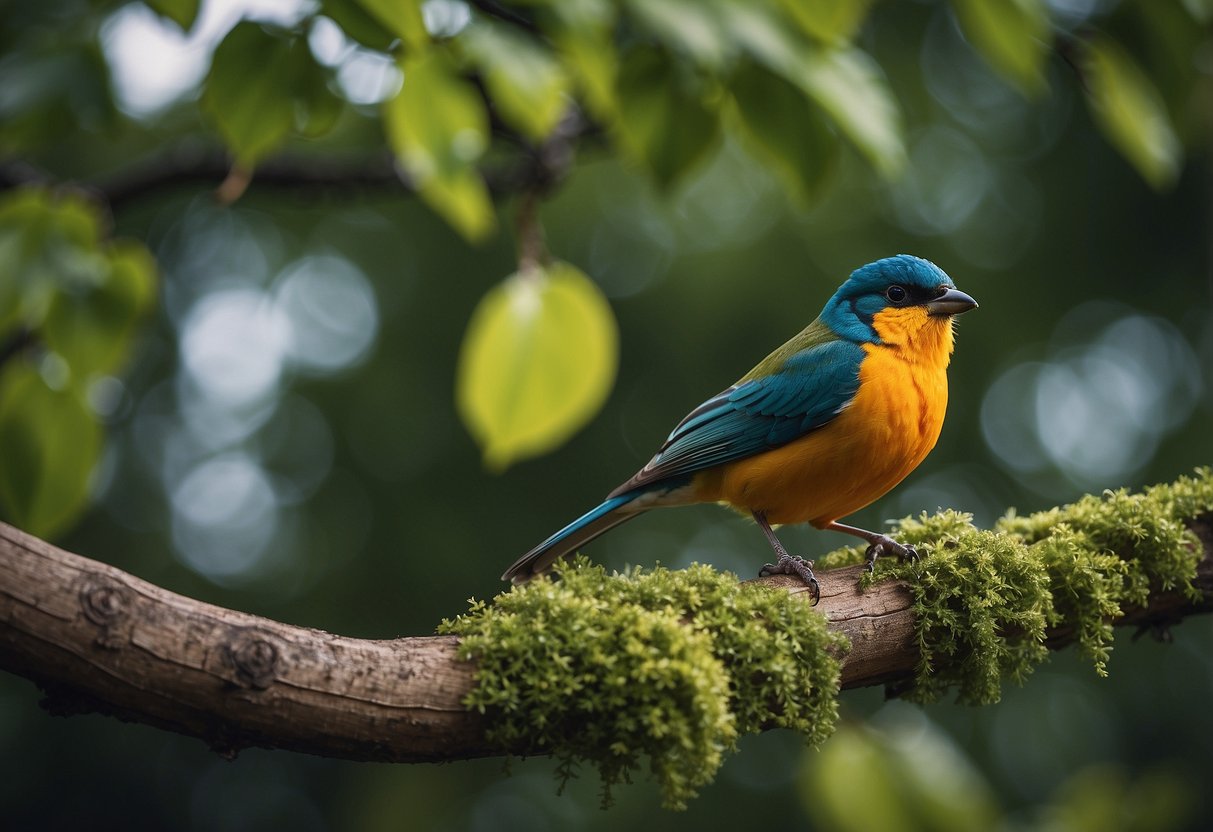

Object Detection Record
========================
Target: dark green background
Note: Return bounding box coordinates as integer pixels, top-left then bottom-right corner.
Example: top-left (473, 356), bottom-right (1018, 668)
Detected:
top-left (2, 0), bottom-right (1212, 829)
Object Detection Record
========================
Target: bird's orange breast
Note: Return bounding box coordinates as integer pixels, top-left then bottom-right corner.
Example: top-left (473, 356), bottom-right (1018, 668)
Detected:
top-left (693, 307), bottom-right (955, 526)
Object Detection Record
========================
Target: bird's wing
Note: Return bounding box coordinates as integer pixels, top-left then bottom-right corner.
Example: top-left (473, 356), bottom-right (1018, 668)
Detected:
top-left (609, 333), bottom-right (865, 497)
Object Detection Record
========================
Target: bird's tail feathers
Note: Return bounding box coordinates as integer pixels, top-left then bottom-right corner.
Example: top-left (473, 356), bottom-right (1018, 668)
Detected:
top-left (501, 493), bottom-right (642, 584)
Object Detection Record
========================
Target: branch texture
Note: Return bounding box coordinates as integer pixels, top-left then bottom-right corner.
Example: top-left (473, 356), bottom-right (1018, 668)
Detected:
top-left (0, 519), bottom-right (1210, 763)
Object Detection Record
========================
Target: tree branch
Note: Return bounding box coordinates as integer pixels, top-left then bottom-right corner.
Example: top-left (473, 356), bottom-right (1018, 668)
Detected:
top-left (1, 518), bottom-right (1210, 762)
top-left (0, 149), bottom-right (538, 214)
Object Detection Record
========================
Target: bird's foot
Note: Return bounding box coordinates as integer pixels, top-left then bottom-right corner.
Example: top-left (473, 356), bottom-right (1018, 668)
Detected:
top-left (759, 554), bottom-right (821, 605)
top-left (864, 536), bottom-right (918, 572)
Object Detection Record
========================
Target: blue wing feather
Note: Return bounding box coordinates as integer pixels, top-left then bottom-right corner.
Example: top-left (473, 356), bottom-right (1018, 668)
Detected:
top-left (609, 338), bottom-right (864, 496)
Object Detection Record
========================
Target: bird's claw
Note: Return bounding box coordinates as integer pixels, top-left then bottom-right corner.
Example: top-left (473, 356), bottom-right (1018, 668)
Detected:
top-left (759, 554), bottom-right (821, 605)
top-left (864, 537), bottom-right (918, 572)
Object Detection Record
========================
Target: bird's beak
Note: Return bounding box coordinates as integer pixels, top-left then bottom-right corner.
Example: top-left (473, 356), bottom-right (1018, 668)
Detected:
top-left (926, 288), bottom-right (978, 317)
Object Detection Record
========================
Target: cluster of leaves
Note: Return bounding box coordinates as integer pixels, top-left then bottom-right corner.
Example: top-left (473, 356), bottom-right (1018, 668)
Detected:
top-left (439, 557), bottom-right (848, 809)
top-left (821, 468), bottom-right (1212, 704)
top-left (77, 0), bottom-right (1205, 224)
top-left (0, 188), bottom-right (155, 537)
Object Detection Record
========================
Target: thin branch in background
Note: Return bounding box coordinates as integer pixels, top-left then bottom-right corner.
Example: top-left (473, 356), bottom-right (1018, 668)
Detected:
top-left (0, 147), bottom-right (546, 214)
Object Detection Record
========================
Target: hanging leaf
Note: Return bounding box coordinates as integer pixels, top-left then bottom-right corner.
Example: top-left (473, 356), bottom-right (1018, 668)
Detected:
top-left (614, 46), bottom-right (721, 190)
top-left (729, 60), bottom-right (839, 205)
top-left (1082, 34), bottom-right (1181, 190)
top-left (461, 21), bottom-right (571, 142)
top-left (383, 50), bottom-right (495, 240)
top-left (0, 366), bottom-right (102, 538)
top-left (457, 262), bottom-right (618, 470)
top-left (202, 22), bottom-right (298, 165)
top-left (951, 0), bottom-right (1049, 94)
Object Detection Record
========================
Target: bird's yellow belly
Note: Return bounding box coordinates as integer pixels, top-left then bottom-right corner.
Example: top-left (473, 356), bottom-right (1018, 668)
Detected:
top-left (695, 344), bottom-right (948, 526)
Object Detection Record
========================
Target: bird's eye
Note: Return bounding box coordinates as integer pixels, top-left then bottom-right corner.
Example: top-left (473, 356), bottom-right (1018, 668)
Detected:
top-left (886, 285), bottom-right (907, 303)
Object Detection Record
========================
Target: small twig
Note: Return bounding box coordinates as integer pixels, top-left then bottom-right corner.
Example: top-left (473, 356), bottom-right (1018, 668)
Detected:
top-left (515, 190), bottom-right (547, 272)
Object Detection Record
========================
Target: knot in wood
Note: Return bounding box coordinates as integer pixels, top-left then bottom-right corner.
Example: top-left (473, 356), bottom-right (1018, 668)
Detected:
top-left (226, 629), bottom-right (280, 690)
top-left (79, 577), bottom-right (129, 627)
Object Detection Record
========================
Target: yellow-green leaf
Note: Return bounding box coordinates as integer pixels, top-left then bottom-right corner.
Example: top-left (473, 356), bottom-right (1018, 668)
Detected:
top-left (461, 21), bottom-right (571, 142)
top-left (383, 50), bottom-right (495, 240)
top-left (951, 0), bottom-right (1049, 94)
top-left (779, 0), bottom-right (873, 46)
top-left (1083, 34), bottom-right (1181, 190)
top-left (457, 262), bottom-right (618, 470)
top-left (0, 366), bottom-right (102, 538)
top-left (353, 0), bottom-right (427, 51)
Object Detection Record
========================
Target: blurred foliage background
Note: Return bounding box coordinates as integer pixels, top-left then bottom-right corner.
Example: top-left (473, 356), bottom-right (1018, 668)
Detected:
top-left (1, 0), bottom-right (1212, 828)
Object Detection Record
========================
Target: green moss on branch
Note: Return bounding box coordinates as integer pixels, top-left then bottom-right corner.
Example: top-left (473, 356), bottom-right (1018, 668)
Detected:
top-left (439, 561), bottom-right (848, 809)
top-left (822, 467), bottom-right (1213, 704)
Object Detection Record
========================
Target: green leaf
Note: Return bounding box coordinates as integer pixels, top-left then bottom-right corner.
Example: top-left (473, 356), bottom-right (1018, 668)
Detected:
top-left (0, 188), bottom-right (107, 333)
top-left (460, 21), bottom-right (571, 142)
top-left (319, 0), bottom-right (396, 51)
top-left (779, 0), bottom-right (873, 45)
top-left (457, 262), bottom-right (618, 470)
top-left (614, 46), bottom-right (722, 190)
top-left (291, 45), bottom-right (345, 138)
top-left (554, 27), bottom-right (619, 122)
top-left (729, 61), bottom-right (838, 205)
top-left (623, 0), bottom-right (732, 68)
top-left (43, 241), bottom-right (157, 380)
top-left (776, 45), bottom-right (905, 177)
top-left (0, 43), bottom-right (119, 154)
top-left (951, 0), bottom-right (1049, 94)
top-left (383, 50), bottom-right (495, 240)
top-left (353, 0), bottom-right (427, 51)
top-left (202, 22), bottom-right (298, 165)
top-left (143, 0), bottom-right (200, 31)
top-left (0, 366), bottom-right (102, 538)
top-left (1082, 34), bottom-right (1181, 190)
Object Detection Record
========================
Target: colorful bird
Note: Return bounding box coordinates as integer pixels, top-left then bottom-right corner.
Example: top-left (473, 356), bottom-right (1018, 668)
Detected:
top-left (502, 255), bottom-right (978, 600)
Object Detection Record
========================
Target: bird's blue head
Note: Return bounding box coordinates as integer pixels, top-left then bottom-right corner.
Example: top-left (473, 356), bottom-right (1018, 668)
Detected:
top-left (820, 255), bottom-right (976, 343)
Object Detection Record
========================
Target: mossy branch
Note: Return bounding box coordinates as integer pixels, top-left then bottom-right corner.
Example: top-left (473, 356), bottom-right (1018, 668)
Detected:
top-left (0, 471), bottom-right (1211, 809)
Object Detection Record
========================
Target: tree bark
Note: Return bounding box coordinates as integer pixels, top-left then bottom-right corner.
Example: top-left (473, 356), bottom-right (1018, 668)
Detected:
top-left (1, 518), bottom-right (1210, 763)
